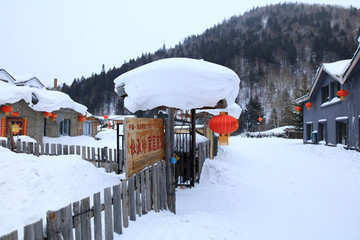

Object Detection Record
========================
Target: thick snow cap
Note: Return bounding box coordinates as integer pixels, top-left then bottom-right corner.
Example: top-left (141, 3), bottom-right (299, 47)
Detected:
top-left (114, 58), bottom-right (240, 113)
top-left (0, 81), bottom-right (87, 115)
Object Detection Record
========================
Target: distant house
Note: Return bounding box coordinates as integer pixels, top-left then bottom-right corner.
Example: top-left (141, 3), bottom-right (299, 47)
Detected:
top-left (296, 40), bottom-right (360, 149)
top-left (14, 76), bottom-right (45, 89)
top-left (0, 72), bottom-right (99, 143)
top-left (0, 69), bottom-right (16, 84)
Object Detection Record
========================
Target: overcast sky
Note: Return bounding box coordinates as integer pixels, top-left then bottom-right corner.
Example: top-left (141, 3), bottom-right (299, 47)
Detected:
top-left (1, 0), bottom-right (359, 87)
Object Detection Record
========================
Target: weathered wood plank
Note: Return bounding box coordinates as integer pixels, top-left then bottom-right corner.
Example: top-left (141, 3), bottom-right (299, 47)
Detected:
top-left (145, 168), bottom-right (151, 212)
top-left (113, 184), bottom-right (122, 235)
top-left (22, 141), bottom-right (27, 153)
top-left (45, 143), bottom-right (50, 155)
top-left (141, 171), bottom-right (146, 214)
top-left (97, 148), bottom-right (101, 167)
top-left (0, 230), bottom-right (18, 240)
top-left (104, 187), bottom-right (113, 240)
top-left (1, 140), bottom-right (6, 148)
top-left (93, 192), bottom-right (102, 240)
top-left (63, 145), bottom-right (68, 155)
top-left (121, 180), bottom-right (129, 228)
top-left (82, 146), bottom-right (86, 160)
top-left (16, 139), bottom-right (21, 153)
top-left (80, 197), bottom-right (91, 240)
top-left (46, 204), bottom-right (73, 240)
top-left (69, 145), bottom-right (75, 155)
top-left (51, 144), bottom-right (56, 156)
top-left (28, 142), bottom-right (34, 154)
top-left (76, 145), bottom-right (81, 155)
top-left (161, 160), bottom-right (168, 210)
top-left (34, 143), bottom-right (39, 157)
top-left (24, 219), bottom-right (44, 240)
top-left (129, 177), bottom-right (136, 221)
top-left (135, 174), bottom-right (141, 216)
top-left (91, 147), bottom-right (96, 165)
top-left (157, 164), bottom-right (162, 211)
top-left (73, 201), bottom-right (81, 240)
top-left (57, 144), bottom-right (62, 156)
top-left (152, 164), bottom-right (159, 212)
top-left (40, 143), bottom-right (44, 155)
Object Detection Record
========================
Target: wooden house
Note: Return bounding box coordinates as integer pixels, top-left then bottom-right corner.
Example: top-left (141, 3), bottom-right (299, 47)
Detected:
top-left (0, 71), bottom-right (99, 143)
top-left (296, 41), bottom-right (360, 149)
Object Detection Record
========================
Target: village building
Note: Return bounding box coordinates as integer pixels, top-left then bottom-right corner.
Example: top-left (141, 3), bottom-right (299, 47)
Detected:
top-left (296, 40), bottom-right (360, 150)
top-left (0, 70), bottom-right (99, 143)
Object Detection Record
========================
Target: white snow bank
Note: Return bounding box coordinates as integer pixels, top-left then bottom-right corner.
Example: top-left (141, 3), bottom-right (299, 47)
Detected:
top-left (0, 81), bottom-right (87, 115)
top-left (114, 58), bottom-right (240, 112)
top-left (0, 147), bottom-right (121, 237)
top-left (198, 102), bottom-right (242, 119)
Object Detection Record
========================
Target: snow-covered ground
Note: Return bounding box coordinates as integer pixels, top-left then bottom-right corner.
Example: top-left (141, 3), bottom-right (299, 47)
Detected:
top-left (1, 134), bottom-right (360, 240)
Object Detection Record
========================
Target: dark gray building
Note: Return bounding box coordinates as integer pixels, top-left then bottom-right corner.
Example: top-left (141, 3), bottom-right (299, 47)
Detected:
top-left (297, 41), bottom-right (360, 150)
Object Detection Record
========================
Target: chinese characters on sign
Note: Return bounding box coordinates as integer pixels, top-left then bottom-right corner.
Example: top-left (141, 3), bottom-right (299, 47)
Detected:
top-left (125, 118), bottom-right (165, 178)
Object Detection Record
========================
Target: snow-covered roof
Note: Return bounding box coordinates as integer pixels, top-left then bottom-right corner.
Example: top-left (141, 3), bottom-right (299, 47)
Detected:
top-left (14, 76), bottom-right (45, 89)
top-left (114, 58), bottom-right (240, 113)
top-left (322, 59), bottom-right (351, 84)
top-left (0, 81), bottom-right (87, 115)
top-left (0, 69), bottom-right (16, 84)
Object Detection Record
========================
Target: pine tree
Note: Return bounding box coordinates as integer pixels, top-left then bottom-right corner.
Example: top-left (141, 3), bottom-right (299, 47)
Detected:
top-left (242, 96), bottom-right (265, 132)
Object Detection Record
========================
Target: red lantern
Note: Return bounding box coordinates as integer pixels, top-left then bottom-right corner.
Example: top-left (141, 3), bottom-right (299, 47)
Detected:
top-left (295, 106), bottom-right (302, 113)
top-left (43, 112), bottom-right (53, 119)
top-left (79, 116), bottom-right (86, 122)
top-left (258, 117), bottom-right (263, 123)
top-left (104, 115), bottom-right (108, 119)
top-left (337, 89), bottom-right (348, 101)
top-left (1, 105), bottom-right (13, 116)
top-left (305, 102), bottom-right (313, 110)
top-left (209, 112), bottom-right (239, 145)
top-left (51, 113), bottom-right (58, 121)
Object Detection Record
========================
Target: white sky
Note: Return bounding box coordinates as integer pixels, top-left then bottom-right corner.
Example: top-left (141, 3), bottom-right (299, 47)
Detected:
top-left (0, 0), bottom-right (359, 87)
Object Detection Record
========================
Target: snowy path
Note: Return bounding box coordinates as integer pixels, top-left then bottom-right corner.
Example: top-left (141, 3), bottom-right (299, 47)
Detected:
top-left (121, 137), bottom-right (360, 240)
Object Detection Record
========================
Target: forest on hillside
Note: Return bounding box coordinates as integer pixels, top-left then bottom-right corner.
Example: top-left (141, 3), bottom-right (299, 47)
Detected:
top-left (60, 3), bottom-right (360, 132)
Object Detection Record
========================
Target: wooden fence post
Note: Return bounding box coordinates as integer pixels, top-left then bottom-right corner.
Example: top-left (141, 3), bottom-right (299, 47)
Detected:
top-left (129, 177), bottom-right (136, 221)
top-left (46, 204), bottom-right (73, 240)
top-left (81, 146), bottom-right (86, 160)
top-left (45, 143), bottom-right (50, 155)
top-left (63, 145), bottom-right (68, 155)
top-left (113, 184), bottom-right (122, 235)
top-left (76, 146), bottom-right (81, 155)
top-left (135, 174), bottom-right (141, 216)
top-left (80, 197), bottom-right (91, 240)
top-left (16, 139), bottom-right (21, 153)
top-left (51, 144), bottom-right (56, 156)
top-left (104, 187), bottom-right (113, 240)
top-left (24, 219), bottom-right (43, 240)
top-left (69, 145), bottom-right (75, 155)
top-left (145, 168), bottom-right (151, 212)
top-left (121, 180), bottom-right (129, 228)
top-left (93, 192), bottom-right (102, 240)
top-left (56, 144), bottom-right (62, 156)
top-left (72, 202), bottom-right (81, 240)
top-left (0, 230), bottom-right (18, 240)
top-left (141, 171), bottom-right (146, 214)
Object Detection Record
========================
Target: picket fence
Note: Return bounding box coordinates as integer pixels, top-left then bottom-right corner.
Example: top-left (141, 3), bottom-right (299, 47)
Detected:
top-left (0, 139), bottom-right (124, 174)
top-left (0, 160), bottom-right (168, 240)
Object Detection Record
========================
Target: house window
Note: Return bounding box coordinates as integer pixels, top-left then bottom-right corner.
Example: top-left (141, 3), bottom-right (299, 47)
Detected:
top-left (321, 85), bottom-right (329, 103)
top-left (331, 81), bottom-right (340, 99)
top-left (336, 121), bottom-right (347, 145)
top-left (59, 119), bottom-right (70, 136)
top-left (318, 121), bottom-right (327, 143)
top-left (306, 123), bottom-right (313, 141)
top-left (83, 121), bottom-right (93, 136)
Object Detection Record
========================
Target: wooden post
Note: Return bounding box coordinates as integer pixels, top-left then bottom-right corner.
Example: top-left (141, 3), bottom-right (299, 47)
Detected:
top-left (0, 230), bottom-right (18, 240)
top-left (191, 109), bottom-right (196, 187)
top-left (104, 187), bottom-right (113, 240)
top-left (164, 107), bottom-right (175, 213)
top-left (73, 202), bottom-right (81, 240)
top-left (113, 184), bottom-right (122, 235)
top-left (93, 193), bottom-right (102, 240)
top-left (121, 180), bottom-right (129, 228)
top-left (129, 177), bottom-right (136, 221)
top-left (80, 197), bottom-right (91, 240)
top-left (7, 122), bottom-right (15, 150)
top-left (23, 219), bottom-right (43, 240)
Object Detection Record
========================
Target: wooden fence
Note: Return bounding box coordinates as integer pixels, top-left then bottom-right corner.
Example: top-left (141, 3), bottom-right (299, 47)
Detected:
top-left (0, 161), bottom-right (168, 240)
top-left (0, 139), bottom-right (124, 174)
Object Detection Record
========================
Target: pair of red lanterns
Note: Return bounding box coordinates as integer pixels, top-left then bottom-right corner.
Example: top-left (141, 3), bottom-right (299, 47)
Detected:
top-left (44, 112), bottom-right (58, 121)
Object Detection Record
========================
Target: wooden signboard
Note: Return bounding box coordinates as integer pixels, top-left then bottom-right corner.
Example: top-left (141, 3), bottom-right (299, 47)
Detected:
top-left (124, 118), bottom-right (165, 178)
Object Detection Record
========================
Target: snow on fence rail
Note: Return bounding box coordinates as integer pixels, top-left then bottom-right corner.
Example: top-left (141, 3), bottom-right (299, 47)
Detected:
top-left (0, 139), bottom-right (125, 174)
top-left (0, 160), bottom-right (168, 240)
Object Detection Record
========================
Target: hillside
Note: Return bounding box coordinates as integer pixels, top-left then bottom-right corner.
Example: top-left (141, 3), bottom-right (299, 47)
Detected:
top-left (61, 3), bottom-right (360, 129)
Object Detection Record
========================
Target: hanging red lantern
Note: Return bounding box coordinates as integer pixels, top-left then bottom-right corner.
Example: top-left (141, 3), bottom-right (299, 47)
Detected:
top-left (295, 106), bottom-right (302, 113)
top-left (1, 105), bottom-right (13, 116)
top-left (337, 89), bottom-right (348, 101)
top-left (79, 116), bottom-right (86, 122)
top-left (209, 112), bottom-right (239, 145)
top-left (43, 112), bottom-right (53, 119)
top-left (104, 115), bottom-right (108, 119)
top-left (51, 113), bottom-right (58, 121)
top-left (258, 117), bottom-right (263, 123)
top-left (305, 102), bottom-right (313, 110)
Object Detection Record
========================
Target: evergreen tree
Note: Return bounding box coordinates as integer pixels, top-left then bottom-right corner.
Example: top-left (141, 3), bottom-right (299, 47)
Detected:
top-left (242, 97), bottom-right (265, 132)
